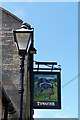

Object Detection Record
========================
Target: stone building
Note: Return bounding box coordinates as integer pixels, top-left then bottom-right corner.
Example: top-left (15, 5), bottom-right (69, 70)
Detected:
top-left (0, 7), bottom-right (31, 119)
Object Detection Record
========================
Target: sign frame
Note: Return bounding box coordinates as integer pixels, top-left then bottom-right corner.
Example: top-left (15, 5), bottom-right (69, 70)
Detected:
top-left (33, 71), bottom-right (61, 109)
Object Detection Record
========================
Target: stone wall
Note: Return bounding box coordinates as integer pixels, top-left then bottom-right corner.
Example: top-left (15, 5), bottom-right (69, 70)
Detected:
top-left (0, 8), bottom-right (30, 119)
top-left (2, 10), bottom-right (22, 89)
top-left (0, 7), bottom-right (2, 120)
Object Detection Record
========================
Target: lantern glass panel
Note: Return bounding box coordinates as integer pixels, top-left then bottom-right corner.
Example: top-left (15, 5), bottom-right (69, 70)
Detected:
top-left (16, 32), bottom-right (31, 50)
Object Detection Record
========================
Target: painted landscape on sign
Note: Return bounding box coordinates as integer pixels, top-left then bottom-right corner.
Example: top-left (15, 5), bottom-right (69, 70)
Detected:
top-left (34, 74), bottom-right (58, 102)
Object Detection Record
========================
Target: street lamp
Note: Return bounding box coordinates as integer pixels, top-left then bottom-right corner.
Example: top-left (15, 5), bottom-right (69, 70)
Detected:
top-left (13, 22), bottom-right (33, 120)
top-left (13, 23), bottom-right (33, 56)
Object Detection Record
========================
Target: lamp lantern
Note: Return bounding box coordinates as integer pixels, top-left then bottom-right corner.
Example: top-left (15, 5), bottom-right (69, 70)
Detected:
top-left (13, 22), bottom-right (33, 56)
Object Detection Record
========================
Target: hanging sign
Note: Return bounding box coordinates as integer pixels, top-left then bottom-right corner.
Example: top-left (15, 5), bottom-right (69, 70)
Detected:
top-left (33, 71), bottom-right (61, 109)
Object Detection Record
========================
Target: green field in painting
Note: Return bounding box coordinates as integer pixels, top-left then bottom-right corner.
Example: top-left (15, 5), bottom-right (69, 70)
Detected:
top-left (34, 82), bottom-right (58, 101)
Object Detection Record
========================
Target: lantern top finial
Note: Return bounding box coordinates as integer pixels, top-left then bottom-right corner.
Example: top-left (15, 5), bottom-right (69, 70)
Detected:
top-left (21, 22), bottom-right (28, 29)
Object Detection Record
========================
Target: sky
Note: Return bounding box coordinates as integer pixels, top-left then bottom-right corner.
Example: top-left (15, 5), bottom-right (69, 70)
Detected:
top-left (1, 2), bottom-right (78, 118)
top-left (0, 0), bottom-right (79, 2)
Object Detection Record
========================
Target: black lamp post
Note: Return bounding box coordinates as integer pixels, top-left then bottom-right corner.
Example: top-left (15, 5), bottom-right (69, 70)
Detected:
top-left (13, 22), bottom-right (33, 120)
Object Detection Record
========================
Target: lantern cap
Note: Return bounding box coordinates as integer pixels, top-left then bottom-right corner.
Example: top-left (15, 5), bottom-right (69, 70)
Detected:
top-left (14, 22), bottom-right (33, 32)
top-left (21, 22), bottom-right (29, 29)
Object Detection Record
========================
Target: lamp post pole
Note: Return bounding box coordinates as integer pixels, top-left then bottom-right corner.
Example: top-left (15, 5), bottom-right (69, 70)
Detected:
top-left (19, 55), bottom-right (25, 120)
top-left (13, 23), bottom-right (36, 120)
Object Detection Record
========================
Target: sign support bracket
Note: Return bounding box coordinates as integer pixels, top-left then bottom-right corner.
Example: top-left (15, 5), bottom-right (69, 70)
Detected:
top-left (34, 61), bottom-right (61, 72)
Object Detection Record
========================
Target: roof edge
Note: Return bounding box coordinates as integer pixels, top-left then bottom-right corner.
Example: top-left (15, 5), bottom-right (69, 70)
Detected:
top-left (0, 7), bottom-right (31, 28)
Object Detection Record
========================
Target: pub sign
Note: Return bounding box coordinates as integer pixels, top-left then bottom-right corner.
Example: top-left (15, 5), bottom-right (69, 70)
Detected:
top-left (33, 71), bottom-right (61, 109)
